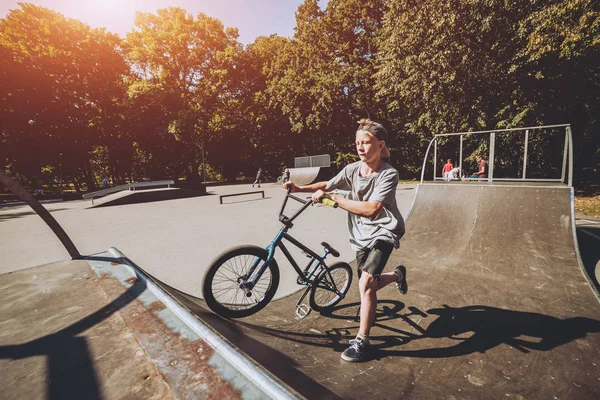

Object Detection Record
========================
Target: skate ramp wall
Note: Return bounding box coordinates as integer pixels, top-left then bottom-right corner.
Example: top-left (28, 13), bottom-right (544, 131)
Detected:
top-left (288, 167), bottom-right (331, 186)
top-left (397, 183), bottom-right (599, 308)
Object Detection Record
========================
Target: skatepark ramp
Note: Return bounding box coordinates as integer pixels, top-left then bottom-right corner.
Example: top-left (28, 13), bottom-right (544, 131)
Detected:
top-left (165, 181), bottom-right (600, 399)
top-left (288, 154), bottom-right (332, 186)
top-left (86, 187), bottom-right (204, 208)
top-left (288, 167), bottom-right (330, 186)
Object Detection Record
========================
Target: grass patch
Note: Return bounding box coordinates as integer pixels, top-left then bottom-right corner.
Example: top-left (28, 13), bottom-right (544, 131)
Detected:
top-left (575, 184), bottom-right (600, 218)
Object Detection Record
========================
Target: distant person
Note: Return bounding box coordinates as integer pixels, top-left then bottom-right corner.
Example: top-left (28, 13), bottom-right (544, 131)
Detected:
top-left (470, 155), bottom-right (487, 179)
top-left (34, 188), bottom-right (44, 197)
top-left (283, 118), bottom-right (407, 362)
top-left (252, 168), bottom-right (262, 188)
top-left (282, 168), bottom-right (290, 184)
top-left (102, 177), bottom-right (110, 188)
top-left (442, 159), bottom-right (454, 181)
top-left (447, 167), bottom-right (461, 180)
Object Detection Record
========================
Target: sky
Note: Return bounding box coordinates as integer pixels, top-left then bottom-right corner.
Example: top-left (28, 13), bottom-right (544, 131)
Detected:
top-left (0, 0), bottom-right (329, 45)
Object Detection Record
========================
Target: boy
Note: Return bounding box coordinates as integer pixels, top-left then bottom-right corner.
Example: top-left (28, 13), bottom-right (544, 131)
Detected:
top-left (283, 118), bottom-right (407, 362)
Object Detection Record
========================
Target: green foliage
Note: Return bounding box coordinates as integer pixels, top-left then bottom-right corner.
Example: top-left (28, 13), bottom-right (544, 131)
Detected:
top-left (376, 0), bottom-right (599, 178)
top-left (1, 1), bottom-right (598, 188)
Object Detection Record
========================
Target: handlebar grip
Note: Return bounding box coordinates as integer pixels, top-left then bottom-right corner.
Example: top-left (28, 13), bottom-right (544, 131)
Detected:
top-left (321, 198), bottom-right (338, 208)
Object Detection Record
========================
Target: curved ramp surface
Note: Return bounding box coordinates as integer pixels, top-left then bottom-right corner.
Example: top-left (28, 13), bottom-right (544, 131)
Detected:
top-left (165, 183), bottom-right (600, 399)
top-left (288, 167), bottom-right (330, 186)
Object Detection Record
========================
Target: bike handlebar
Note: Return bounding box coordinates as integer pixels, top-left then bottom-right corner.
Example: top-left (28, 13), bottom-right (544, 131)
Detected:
top-left (280, 185), bottom-right (338, 226)
top-left (320, 198), bottom-right (338, 208)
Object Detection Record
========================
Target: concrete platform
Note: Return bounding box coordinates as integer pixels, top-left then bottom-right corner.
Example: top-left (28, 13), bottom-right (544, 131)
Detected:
top-left (88, 187), bottom-right (205, 208)
top-left (0, 255), bottom-right (291, 400)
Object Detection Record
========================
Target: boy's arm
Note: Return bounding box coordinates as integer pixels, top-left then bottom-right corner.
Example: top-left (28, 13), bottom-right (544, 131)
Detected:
top-left (327, 193), bottom-right (383, 220)
top-left (283, 180), bottom-right (328, 193)
top-left (285, 179), bottom-right (382, 219)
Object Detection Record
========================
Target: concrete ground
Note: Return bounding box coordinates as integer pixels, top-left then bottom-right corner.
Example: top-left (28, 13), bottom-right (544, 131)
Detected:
top-left (0, 182), bottom-right (418, 298)
top-left (0, 254), bottom-right (278, 400)
top-left (2, 181), bottom-right (600, 399)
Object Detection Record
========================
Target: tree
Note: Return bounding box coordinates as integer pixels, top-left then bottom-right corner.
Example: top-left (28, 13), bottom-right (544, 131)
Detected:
top-left (375, 0), bottom-right (599, 179)
top-left (124, 7), bottom-right (241, 180)
top-left (0, 3), bottom-right (128, 189)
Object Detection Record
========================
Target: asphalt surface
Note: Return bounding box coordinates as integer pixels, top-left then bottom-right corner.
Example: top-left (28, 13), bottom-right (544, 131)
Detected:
top-left (0, 182), bottom-right (418, 298)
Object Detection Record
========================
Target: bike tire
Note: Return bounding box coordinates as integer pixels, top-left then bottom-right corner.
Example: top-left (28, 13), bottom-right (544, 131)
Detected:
top-left (202, 245), bottom-right (280, 318)
top-left (309, 262), bottom-right (352, 311)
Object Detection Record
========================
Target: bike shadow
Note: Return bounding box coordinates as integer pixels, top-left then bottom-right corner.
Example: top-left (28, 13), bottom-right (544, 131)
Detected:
top-left (368, 304), bottom-right (600, 360)
top-left (234, 301), bottom-right (600, 361)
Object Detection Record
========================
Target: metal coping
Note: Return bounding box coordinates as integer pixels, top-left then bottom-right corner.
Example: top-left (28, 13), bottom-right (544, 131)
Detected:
top-left (433, 123), bottom-right (570, 137)
top-left (419, 182), bottom-right (570, 189)
top-left (106, 247), bottom-right (303, 400)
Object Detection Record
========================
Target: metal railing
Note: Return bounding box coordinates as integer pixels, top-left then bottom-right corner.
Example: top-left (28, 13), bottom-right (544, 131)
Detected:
top-left (294, 154), bottom-right (331, 168)
top-left (420, 124), bottom-right (573, 186)
top-left (82, 180), bottom-right (175, 203)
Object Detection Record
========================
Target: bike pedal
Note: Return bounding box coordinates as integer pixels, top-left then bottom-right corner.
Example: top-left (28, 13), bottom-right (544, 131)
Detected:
top-left (295, 304), bottom-right (311, 319)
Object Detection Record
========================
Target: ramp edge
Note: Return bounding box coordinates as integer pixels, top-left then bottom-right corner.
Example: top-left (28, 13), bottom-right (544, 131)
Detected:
top-left (569, 188), bottom-right (600, 304)
top-left (105, 247), bottom-right (303, 400)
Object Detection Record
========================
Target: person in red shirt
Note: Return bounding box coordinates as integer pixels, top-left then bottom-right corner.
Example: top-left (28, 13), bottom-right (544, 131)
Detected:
top-left (470, 155), bottom-right (487, 179)
top-left (442, 159), bottom-right (453, 181)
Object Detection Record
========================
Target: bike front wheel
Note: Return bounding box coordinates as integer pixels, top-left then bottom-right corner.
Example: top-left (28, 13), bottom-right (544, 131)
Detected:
top-left (310, 262), bottom-right (352, 311)
top-left (202, 245), bottom-right (280, 318)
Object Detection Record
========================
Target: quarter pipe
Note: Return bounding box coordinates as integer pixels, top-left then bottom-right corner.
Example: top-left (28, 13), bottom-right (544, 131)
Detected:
top-left (288, 167), bottom-right (331, 186)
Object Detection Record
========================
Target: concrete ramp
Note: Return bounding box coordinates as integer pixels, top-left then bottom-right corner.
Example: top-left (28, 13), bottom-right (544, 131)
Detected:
top-left (170, 183), bottom-right (600, 399)
top-left (288, 167), bottom-right (330, 186)
top-left (88, 187), bottom-right (204, 208)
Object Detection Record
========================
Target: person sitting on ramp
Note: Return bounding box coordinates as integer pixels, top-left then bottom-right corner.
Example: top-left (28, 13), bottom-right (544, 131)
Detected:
top-left (447, 166), bottom-right (461, 180)
top-left (283, 118), bottom-right (408, 362)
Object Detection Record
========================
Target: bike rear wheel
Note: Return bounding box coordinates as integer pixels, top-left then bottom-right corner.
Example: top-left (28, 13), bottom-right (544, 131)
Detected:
top-left (309, 262), bottom-right (352, 311)
top-left (202, 245), bottom-right (280, 318)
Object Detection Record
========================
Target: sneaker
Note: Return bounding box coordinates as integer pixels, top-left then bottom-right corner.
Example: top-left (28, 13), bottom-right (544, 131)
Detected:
top-left (341, 338), bottom-right (370, 362)
top-left (395, 265), bottom-right (408, 295)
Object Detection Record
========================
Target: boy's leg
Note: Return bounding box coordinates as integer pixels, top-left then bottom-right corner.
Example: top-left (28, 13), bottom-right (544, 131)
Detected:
top-left (358, 272), bottom-right (378, 337)
top-left (342, 241), bottom-right (393, 362)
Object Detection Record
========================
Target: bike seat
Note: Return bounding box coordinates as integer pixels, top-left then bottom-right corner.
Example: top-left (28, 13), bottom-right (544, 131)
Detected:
top-left (321, 242), bottom-right (340, 257)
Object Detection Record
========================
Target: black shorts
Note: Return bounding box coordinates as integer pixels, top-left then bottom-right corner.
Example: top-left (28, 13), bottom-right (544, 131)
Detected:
top-left (355, 240), bottom-right (394, 279)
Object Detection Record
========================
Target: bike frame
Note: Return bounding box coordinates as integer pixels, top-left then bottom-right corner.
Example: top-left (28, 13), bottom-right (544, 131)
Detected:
top-left (242, 192), bottom-right (341, 297)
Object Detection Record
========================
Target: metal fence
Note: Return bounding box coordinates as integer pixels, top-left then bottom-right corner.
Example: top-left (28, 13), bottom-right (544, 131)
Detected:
top-left (294, 154), bottom-right (331, 168)
top-left (420, 124), bottom-right (573, 186)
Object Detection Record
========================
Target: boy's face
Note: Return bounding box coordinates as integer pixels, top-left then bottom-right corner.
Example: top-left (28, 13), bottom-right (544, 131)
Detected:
top-left (356, 130), bottom-right (383, 162)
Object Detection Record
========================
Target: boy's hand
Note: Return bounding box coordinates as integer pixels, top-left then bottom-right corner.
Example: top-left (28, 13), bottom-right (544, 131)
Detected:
top-left (283, 181), bottom-right (297, 192)
top-left (311, 189), bottom-right (329, 204)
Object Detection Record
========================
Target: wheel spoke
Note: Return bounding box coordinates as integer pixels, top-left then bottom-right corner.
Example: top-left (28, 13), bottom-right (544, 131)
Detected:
top-left (207, 251), bottom-right (276, 313)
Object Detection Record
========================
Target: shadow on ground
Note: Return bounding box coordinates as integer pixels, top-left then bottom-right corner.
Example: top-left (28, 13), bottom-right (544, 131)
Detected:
top-left (0, 274), bottom-right (145, 400)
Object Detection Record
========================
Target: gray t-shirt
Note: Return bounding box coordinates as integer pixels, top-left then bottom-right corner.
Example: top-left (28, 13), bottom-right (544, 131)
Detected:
top-left (325, 161), bottom-right (405, 251)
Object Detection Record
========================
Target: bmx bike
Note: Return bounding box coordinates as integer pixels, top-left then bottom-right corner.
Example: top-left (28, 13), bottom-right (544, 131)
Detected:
top-left (202, 189), bottom-right (353, 319)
